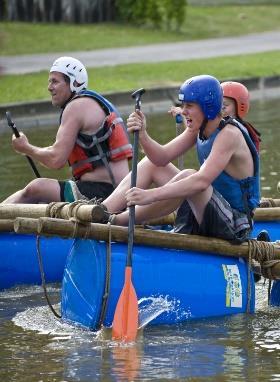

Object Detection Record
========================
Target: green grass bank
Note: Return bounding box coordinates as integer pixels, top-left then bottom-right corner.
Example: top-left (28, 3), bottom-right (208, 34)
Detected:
top-left (1, 4), bottom-right (280, 105)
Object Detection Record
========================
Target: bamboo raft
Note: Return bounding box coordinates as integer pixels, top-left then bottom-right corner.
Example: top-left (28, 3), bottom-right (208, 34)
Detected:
top-left (0, 199), bottom-right (280, 291)
top-left (0, 199), bottom-right (280, 223)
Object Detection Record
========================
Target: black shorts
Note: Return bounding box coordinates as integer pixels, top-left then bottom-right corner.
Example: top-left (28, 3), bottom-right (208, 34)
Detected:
top-left (174, 189), bottom-right (251, 243)
top-left (59, 180), bottom-right (114, 202)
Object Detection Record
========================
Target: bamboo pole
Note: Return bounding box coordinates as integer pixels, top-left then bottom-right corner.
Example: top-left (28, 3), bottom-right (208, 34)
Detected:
top-left (0, 204), bottom-right (48, 219)
top-left (0, 219), bottom-right (15, 232)
top-left (14, 217), bottom-right (280, 258)
top-left (0, 203), bottom-right (93, 221)
top-left (1, 202), bottom-right (280, 223)
top-left (140, 212), bottom-right (176, 226)
top-left (0, 204), bottom-right (176, 226)
top-left (254, 207), bottom-right (280, 221)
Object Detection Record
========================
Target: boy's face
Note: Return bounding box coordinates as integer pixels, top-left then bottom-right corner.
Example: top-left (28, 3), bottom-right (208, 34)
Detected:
top-left (181, 102), bottom-right (204, 131)
top-left (222, 97), bottom-right (237, 118)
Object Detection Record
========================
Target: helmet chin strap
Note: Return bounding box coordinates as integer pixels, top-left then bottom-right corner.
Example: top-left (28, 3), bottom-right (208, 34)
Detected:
top-left (199, 117), bottom-right (208, 141)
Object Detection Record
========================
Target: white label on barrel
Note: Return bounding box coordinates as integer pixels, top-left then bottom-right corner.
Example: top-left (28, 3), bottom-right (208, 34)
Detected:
top-left (222, 264), bottom-right (242, 308)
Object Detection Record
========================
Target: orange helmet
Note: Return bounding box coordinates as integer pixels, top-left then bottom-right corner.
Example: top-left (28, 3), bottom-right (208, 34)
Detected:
top-left (221, 81), bottom-right (250, 118)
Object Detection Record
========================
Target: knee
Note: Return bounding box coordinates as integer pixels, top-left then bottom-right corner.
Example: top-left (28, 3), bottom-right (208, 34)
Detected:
top-left (140, 157), bottom-right (156, 170)
top-left (138, 157), bottom-right (159, 175)
top-left (21, 178), bottom-right (45, 200)
top-left (174, 169), bottom-right (197, 181)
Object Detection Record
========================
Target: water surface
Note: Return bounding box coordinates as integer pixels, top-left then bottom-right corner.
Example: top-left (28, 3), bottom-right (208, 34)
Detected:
top-left (0, 97), bottom-right (280, 381)
top-left (0, 283), bottom-right (279, 382)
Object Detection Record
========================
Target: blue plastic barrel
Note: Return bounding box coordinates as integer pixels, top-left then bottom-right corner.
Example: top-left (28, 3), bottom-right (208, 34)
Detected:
top-left (61, 238), bottom-right (255, 330)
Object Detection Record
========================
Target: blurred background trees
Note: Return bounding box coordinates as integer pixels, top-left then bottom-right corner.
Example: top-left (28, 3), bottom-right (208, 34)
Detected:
top-left (0, 0), bottom-right (186, 30)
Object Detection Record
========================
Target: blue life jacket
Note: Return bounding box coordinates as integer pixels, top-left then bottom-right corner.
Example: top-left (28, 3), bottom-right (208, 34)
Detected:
top-left (196, 117), bottom-right (260, 214)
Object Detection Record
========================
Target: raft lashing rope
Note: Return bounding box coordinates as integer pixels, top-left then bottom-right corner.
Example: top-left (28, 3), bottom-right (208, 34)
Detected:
top-left (36, 235), bottom-right (61, 319)
top-left (259, 198), bottom-right (278, 208)
top-left (247, 239), bottom-right (280, 279)
top-left (45, 198), bottom-right (102, 220)
top-left (45, 199), bottom-right (104, 237)
top-left (96, 222), bottom-right (112, 330)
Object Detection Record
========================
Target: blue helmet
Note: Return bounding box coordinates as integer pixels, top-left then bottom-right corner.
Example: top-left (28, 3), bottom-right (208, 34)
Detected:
top-left (178, 75), bottom-right (223, 120)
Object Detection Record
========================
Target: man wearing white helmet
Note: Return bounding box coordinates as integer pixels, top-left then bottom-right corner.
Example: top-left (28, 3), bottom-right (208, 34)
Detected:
top-left (3, 57), bottom-right (132, 203)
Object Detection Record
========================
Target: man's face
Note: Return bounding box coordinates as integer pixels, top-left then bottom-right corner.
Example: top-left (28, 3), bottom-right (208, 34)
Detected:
top-left (181, 102), bottom-right (204, 131)
top-left (48, 72), bottom-right (72, 107)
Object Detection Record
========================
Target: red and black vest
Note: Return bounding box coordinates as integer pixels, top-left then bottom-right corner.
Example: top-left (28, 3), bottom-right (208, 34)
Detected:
top-left (62, 90), bottom-right (132, 186)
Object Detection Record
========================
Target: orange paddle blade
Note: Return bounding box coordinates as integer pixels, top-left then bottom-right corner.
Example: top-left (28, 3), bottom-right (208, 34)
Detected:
top-left (112, 267), bottom-right (138, 342)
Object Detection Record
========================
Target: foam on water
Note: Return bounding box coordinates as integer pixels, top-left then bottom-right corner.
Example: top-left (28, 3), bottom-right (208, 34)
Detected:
top-left (0, 285), bottom-right (57, 299)
top-left (12, 304), bottom-right (67, 334)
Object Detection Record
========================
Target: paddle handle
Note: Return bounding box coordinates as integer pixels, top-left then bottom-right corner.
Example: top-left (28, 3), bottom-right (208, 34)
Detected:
top-left (127, 130), bottom-right (139, 267)
top-left (5, 111), bottom-right (41, 178)
top-left (175, 114), bottom-right (184, 170)
top-left (6, 112), bottom-right (20, 138)
top-left (130, 87), bottom-right (145, 188)
top-left (166, 91), bottom-right (185, 170)
top-left (126, 88), bottom-right (145, 267)
top-left (130, 131), bottom-right (139, 188)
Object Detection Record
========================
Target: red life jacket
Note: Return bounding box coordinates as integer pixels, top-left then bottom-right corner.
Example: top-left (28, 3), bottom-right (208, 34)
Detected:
top-left (65, 90), bottom-right (132, 184)
top-left (241, 120), bottom-right (261, 154)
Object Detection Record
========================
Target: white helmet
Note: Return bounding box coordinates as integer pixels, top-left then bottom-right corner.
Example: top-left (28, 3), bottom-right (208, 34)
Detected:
top-left (50, 56), bottom-right (88, 93)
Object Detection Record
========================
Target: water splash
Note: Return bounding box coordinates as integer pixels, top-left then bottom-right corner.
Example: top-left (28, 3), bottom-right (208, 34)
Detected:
top-left (138, 295), bottom-right (192, 328)
top-left (12, 304), bottom-right (68, 335)
top-left (12, 302), bottom-right (109, 347)
top-left (255, 280), bottom-right (268, 310)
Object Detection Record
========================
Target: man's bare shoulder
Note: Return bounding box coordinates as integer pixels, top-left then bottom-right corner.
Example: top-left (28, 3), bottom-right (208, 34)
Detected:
top-left (66, 95), bottom-right (101, 111)
top-left (211, 123), bottom-right (243, 155)
top-left (63, 96), bottom-right (107, 128)
top-left (219, 122), bottom-right (243, 140)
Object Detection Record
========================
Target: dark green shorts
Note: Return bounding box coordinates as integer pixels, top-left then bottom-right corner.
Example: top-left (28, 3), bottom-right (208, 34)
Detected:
top-left (59, 180), bottom-right (114, 203)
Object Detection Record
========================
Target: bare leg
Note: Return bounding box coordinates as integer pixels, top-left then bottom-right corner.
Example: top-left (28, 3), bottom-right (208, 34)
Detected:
top-left (114, 169), bottom-right (213, 226)
top-left (2, 178), bottom-right (61, 204)
top-left (187, 186), bottom-right (213, 224)
top-left (115, 197), bottom-right (182, 225)
top-left (104, 157), bottom-right (179, 212)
